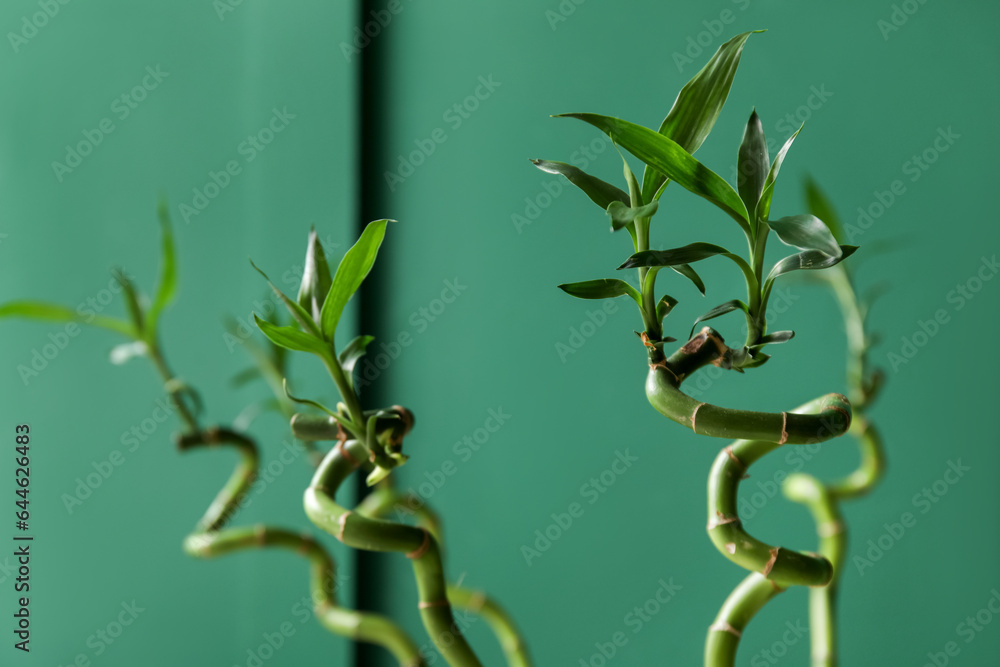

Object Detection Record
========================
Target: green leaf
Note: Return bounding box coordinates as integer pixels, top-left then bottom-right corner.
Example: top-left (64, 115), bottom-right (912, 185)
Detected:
top-left (641, 31), bottom-right (761, 201)
top-left (321, 219), bottom-right (392, 341)
top-left (250, 259), bottom-right (321, 337)
top-left (656, 294), bottom-right (679, 322)
top-left (758, 330), bottom-right (795, 345)
top-left (766, 245), bottom-right (859, 284)
top-left (756, 126), bottom-right (801, 221)
top-left (618, 242), bottom-right (731, 269)
top-left (530, 160), bottom-right (630, 209)
top-left (282, 378), bottom-right (338, 417)
top-left (146, 201), bottom-right (177, 335)
top-left (253, 313), bottom-right (331, 359)
top-left (339, 335), bottom-right (375, 376)
top-left (558, 279), bottom-right (640, 304)
top-left (690, 299), bottom-right (748, 337)
top-left (118, 271), bottom-right (146, 335)
top-left (803, 176), bottom-right (844, 243)
top-left (671, 264), bottom-right (707, 296)
top-left (767, 215), bottom-right (842, 258)
top-left (557, 113), bottom-right (750, 233)
top-left (737, 109), bottom-right (769, 226)
top-left (297, 227), bottom-right (334, 321)
top-left (0, 301), bottom-right (136, 338)
top-left (606, 200), bottom-right (659, 232)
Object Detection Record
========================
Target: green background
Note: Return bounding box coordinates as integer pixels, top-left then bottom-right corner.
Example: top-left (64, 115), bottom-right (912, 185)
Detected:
top-left (2, 1), bottom-right (999, 666)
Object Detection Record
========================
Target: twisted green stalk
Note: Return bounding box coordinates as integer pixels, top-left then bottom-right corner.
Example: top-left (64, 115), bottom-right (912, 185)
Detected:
top-left (300, 429), bottom-right (483, 667)
top-left (178, 426), bottom-right (426, 665)
top-left (355, 486), bottom-right (533, 667)
top-left (781, 266), bottom-right (886, 666)
top-left (642, 327), bottom-right (852, 665)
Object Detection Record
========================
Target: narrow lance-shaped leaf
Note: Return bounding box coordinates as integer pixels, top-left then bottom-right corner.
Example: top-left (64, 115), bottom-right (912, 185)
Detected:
top-left (254, 313), bottom-right (331, 359)
top-left (606, 200), bottom-right (658, 231)
top-left (641, 31), bottom-right (761, 201)
top-left (767, 215), bottom-right (842, 258)
top-left (737, 109), bottom-right (769, 227)
top-left (557, 113), bottom-right (750, 234)
top-left (146, 201), bottom-right (177, 335)
top-left (0, 301), bottom-right (136, 338)
top-left (766, 245), bottom-right (859, 285)
top-left (321, 219), bottom-right (392, 342)
top-left (282, 378), bottom-right (338, 417)
top-left (339, 335), bottom-right (375, 377)
top-left (558, 279), bottom-right (640, 304)
top-left (619, 242), bottom-right (732, 269)
top-left (671, 263), bottom-right (707, 296)
top-left (250, 259), bottom-right (321, 337)
top-left (803, 176), bottom-right (845, 243)
top-left (690, 299), bottom-right (749, 338)
top-left (298, 227), bottom-right (333, 322)
top-left (656, 294), bottom-right (679, 323)
top-left (530, 159), bottom-right (630, 210)
top-left (756, 125), bottom-right (801, 221)
top-left (757, 330), bottom-right (795, 346)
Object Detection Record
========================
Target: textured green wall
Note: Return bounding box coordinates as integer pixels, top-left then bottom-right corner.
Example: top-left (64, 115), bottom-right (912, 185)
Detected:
top-left (1, 1), bottom-right (999, 666)
top-left (0, 1), bottom-right (359, 664)
top-left (363, 1), bottom-right (1000, 665)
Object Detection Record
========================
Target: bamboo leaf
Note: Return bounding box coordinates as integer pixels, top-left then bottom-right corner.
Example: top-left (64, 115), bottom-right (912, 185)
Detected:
top-left (756, 126), bottom-right (801, 221)
top-left (641, 31), bottom-right (761, 201)
top-left (619, 242), bottom-right (731, 269)
top-left (737, 109), bottom-right (769, 225)
top-left (297, 227), bottom-right (334, 321)
top-left (146, 201), bottom-right (177, 334)
top-left (249, 259), bottom-right (321, 336)
top-left (558, 279), bottom-right (640, 304)
top-left (0, 300), bottom-right (136, 338)
top-left (767, 215), bottom-right (842, 258)
top-left (530, 159), bottom-right (630, 210)
top-left (321, 219), bottom-right (392, 341)
top-left (656, 294), bottom-right (679, 322)
top-left (690, 299), bottom-right (748, 337)
top-left (671, 263), bottom-right (707, 295)
top-left (282, 378), bottom-right (338, 417)
top-left (339, 335), bottom-right (375, 376)
top-left (556, 113), bottom-right (750, 233)
top-left (606, 200), bottom-right (659, 231)
top-left (254, 314), bottom-right (330, 359)
top-left (766, 245), bottom-right (859, 284)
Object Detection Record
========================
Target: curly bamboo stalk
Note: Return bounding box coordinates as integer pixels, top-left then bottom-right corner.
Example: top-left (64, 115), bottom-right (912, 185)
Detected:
top-left (302, 435), bottom-right (483, 667)
top-left (780, 266), bottom-right (886, 666)
top-left (355, 486), bottom-right (533, 667)
top-left (642, 327), bottom-right (852, 666)
top-left (176, 426), bottom-right (427, 665)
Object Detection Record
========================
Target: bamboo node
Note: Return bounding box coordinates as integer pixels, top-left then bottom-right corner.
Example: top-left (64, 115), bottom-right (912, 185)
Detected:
top-left (418, 599), bottom-right (451, 610)
top-left (337, 511), bottom-right (352, 542)
top-left (709, 621), bottom-right (741, 638)
top-left (691, 403), bottom-right (706, 432)
top-left (406, 529), bottom-right (431, 560)
top-left (778, 411), bottom-right (789, 445)
top-left (762, 547), bottom-right (780, 577)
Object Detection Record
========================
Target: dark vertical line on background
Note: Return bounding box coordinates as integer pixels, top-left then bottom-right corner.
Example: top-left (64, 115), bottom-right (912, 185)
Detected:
top-left (355, 0), bottom-right (389, 665)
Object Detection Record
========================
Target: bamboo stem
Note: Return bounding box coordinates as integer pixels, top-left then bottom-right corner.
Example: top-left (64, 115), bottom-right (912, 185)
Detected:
top-left (178, 427), bottom-right (427, 666)
top-left (304, 439), bottom-right (484, 667)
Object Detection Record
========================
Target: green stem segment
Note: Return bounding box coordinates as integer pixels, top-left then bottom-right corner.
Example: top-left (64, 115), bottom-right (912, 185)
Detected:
top-left (704, 573), bottom-right (785, 666)
top-left (777, 266), bottom-right (886, 666)
top-left (356, 487), bottom-right (533, 667)
top-left (178, 427), bottom-right (427, 666)
top-left (303, 438), bottom-right (484, 667)
top-left (642, 327), bottom-right (853, 665)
